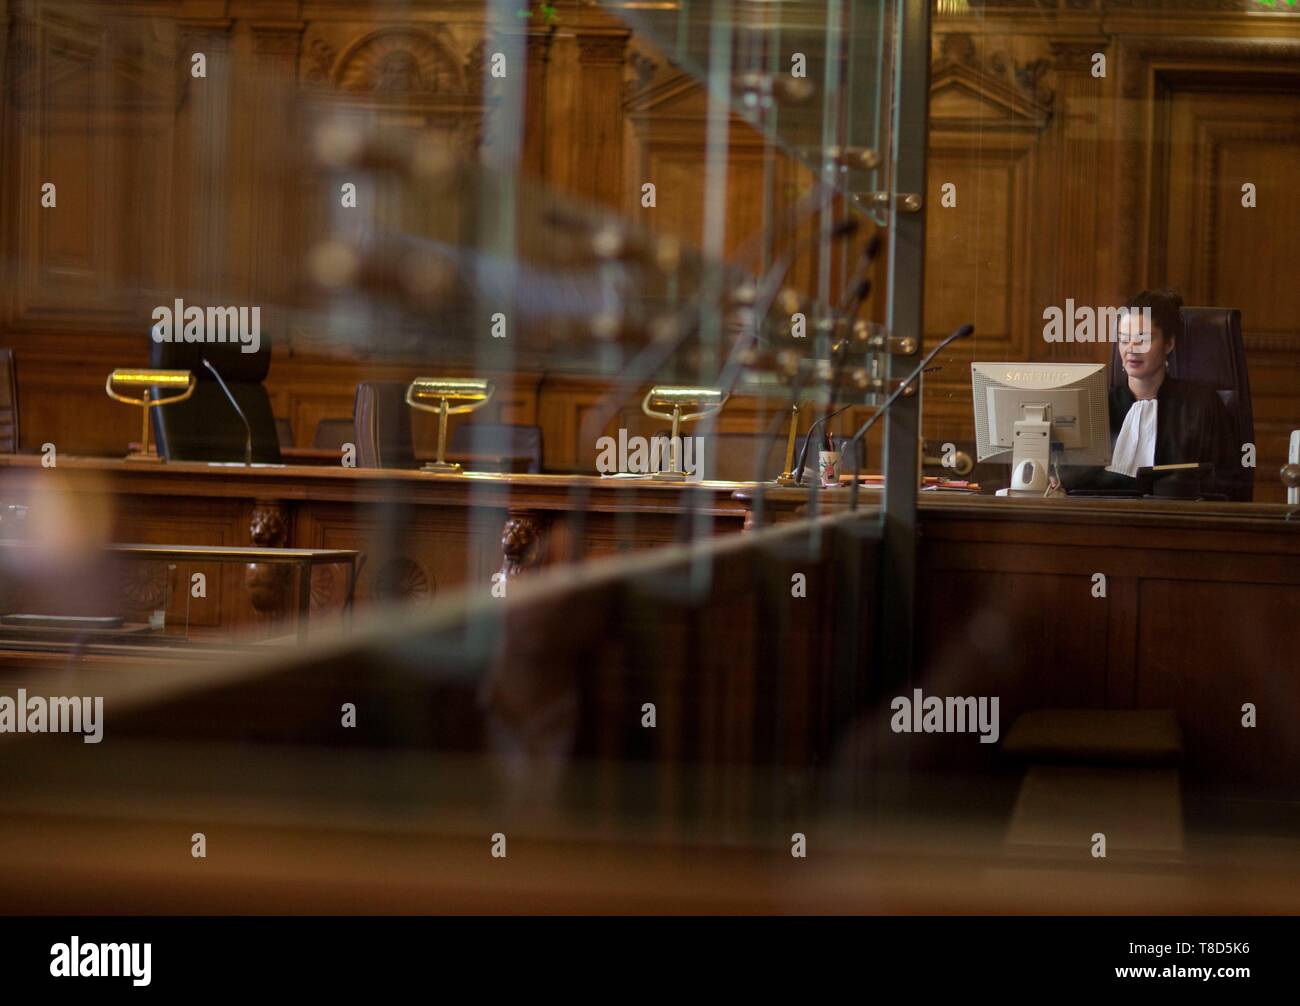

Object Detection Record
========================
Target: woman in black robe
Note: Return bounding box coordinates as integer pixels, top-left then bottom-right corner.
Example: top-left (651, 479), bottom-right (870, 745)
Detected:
top-left (1063, 289), bottom-right (1239, 497)
top-left (1106, 373), bottom-right (1237, 476)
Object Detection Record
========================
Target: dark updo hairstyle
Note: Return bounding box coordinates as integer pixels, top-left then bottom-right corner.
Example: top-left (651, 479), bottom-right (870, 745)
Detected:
top-left (1123, 288), bottom-right (1184, 345)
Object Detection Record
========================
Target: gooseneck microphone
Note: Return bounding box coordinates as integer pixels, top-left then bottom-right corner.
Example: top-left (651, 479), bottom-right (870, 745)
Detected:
top-left (839, 322), bottom-right (975, 507)
top-left (790, 235), bottom-right (885, 482)
top-left (201, 357), bottom-right (253, 466)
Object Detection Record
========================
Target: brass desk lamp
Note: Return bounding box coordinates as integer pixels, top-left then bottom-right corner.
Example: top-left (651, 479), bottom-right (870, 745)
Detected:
top-left (640, 385), bottom-right (727, 481)
top-left (105, 369), bottom-right (196, 463)
top-left (405, 377), bottom-right (494, 474)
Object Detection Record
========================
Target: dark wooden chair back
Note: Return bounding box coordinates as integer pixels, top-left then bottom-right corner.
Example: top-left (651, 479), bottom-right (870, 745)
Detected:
top-left (0, 349), bottom-right (17, 453)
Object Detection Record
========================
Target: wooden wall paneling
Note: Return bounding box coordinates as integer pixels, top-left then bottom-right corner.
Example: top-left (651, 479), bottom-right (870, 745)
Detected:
top-left (540, 31), bottom-right (578, 198)
top-left (922, 30), bottom-right (1052, 447)
top-left (1039, 40), bottom-right (1113, 337)
top-left (545, 375), bottom-right (624, 472)
top-left (916, 501), bottom-right (1300, 790)
top-left (1135, 578), bottom-right (1300, 795)
top-left (1160, 87), bottom-right (1300, 344)
top-left (289, 392), bottom-right (356, 450)
top-left (623, 60), bottom-right (806, 266)
top-left (4, 10), bottom-right (177, 334)
top-left (1104, 573), bottom-right (1139, 709)
top-left (573, 26), bottom-right (629, 211)
top-left (178, 17), bottom-right (234, 304)
top-left (1120, 38), bottom-right (1300, 502)
top-left (13, 334), bottom-right (139, 454)
top-left (519, 26), bottom-right (553, 181)
top-left (1158, 85), bottom-right (1300, 499)
top-left (243, 21), bottom-right (307, 348)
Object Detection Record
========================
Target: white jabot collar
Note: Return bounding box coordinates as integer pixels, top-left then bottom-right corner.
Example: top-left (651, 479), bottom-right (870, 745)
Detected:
top-left (1106, 397), bottom-right (1157, 477)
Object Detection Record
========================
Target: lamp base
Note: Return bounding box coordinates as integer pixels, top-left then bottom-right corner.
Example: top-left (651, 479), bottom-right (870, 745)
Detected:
top-left (123, 451), bottom-right (166, 464)
top-left (775, 472), bottom-right (797, 485)
top-left (421, 461), bottom-right (463, 475)
top-left (651, 470), bottom-right (689, 482)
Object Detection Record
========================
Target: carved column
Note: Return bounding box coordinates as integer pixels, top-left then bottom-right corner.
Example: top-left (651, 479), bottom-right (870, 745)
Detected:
top-left (522, 28), bottom-right (555, 181)
top-left (573, 28), bottom-right (629, 209)
top-left (246, 22), bottom-right (306, 348)
top-left (176, 18), bottom-right (234, 302)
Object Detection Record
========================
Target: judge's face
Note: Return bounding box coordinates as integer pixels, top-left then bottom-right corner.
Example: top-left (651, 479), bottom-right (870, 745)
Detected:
top-left (1118, 314), bottom-right (1171, 382)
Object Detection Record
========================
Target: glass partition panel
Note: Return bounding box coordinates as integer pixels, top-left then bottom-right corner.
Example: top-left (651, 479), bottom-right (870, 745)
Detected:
top-left (0, 0), bottom-right (916, 655)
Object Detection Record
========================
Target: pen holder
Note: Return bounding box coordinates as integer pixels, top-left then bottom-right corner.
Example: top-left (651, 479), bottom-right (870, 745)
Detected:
top-left (818, 449), bottom-right (841, 488)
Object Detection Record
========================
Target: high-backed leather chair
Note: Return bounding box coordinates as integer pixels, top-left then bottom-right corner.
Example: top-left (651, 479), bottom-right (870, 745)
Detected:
top-left (448, 423), bottom-right (543, 474)
top-left (353, 381), bottom-right (416, 468)
top-left (1109, 306), bottom-right (1253, 500)
top-left (150, 339), bottom-right (281, 463)
top-left (0, 350), bottom-right (18, 453)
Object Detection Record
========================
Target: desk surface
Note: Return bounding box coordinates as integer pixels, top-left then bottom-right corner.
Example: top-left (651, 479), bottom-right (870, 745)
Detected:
top-left (0, 540), bottom-right (360, 563)
top-left (0, 454), bottom-right (754, 514)
top-left (737, 483), bottom-right (1300, 534)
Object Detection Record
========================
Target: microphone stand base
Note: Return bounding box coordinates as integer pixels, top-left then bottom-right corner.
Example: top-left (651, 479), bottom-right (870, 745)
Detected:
top-left (421, 461), bottom-right (464, 475)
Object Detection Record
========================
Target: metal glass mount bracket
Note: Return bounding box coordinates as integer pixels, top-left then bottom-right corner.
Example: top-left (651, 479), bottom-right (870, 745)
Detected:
top-left (852, 191), bottom-right (923, 213)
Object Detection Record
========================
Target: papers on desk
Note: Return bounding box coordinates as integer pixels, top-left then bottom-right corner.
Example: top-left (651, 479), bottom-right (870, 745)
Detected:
top-left (837, 474), bottom-right (981, 492)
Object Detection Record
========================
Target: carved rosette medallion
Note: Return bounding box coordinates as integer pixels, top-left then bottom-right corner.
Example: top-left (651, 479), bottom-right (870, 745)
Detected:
top-left (373, 558), bottom-right (432, 601)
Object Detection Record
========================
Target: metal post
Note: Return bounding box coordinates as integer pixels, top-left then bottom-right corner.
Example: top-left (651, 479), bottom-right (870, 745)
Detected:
top-left (880, 0), bottom-right (930, 690)
top-left (297, 561), bottom-right (312, 644)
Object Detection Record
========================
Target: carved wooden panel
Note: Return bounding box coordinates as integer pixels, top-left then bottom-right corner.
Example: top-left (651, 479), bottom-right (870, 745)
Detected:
top-left (623, 65), bottom-right (807, 262)
top-left (923, 32), bottom-right (1051, 444)
top-left (1155, 84), bottom-right (1300, 500)
top-left (918, 500), bottom-right (1300, 790)
top-left (924, 144), bottom-right (1033, 352)
top-left (3, 11), bottom-right (176, 333)
top-left (113, 506), bottom-right (240, 630)
top-left (302, 507), bottom-right (497, 603)
top-left (1161, 88), bottom-right (1300, 353)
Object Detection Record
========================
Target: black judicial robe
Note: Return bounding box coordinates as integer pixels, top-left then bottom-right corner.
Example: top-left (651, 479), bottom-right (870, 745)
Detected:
top-left (1062, 376), bottom-right (1238, 496)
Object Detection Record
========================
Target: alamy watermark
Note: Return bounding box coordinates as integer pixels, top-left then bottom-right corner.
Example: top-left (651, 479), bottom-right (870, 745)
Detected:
top-left (595, 429), bottom-right (705, 479)
top-left (890, 688), bottom-right (999, 744)
top-left (1042, 301), bottom-right (1151, 347)
top-left (0, 689), bottom-right (103, 743)
top-left (50, 938), bottom-right (150, 986)
top-left (151, 299), bottom-right (261, 354)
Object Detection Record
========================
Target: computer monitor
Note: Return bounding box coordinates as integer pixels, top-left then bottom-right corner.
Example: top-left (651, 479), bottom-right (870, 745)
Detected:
top-left (971, 362), bottom-right (1110, 496)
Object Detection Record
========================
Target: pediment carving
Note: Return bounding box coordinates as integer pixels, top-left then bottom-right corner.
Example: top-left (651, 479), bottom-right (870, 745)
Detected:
top-left (326, 27), bottom-right (469, 96)
top-left (931, 32), bottom-right (1054, 132)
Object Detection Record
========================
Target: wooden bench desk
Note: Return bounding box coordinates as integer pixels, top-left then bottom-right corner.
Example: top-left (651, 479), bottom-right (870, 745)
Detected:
top-left (0, 455), bottom-right (752, 639)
